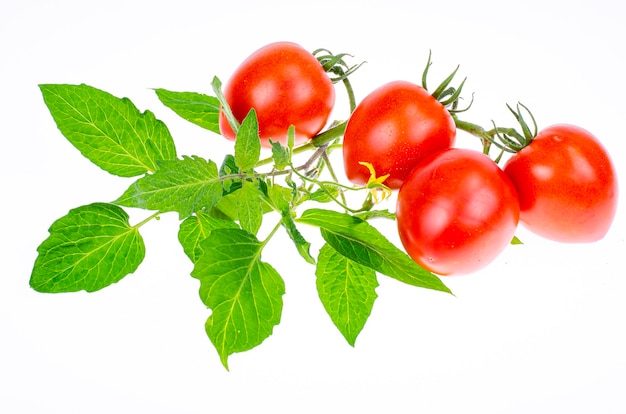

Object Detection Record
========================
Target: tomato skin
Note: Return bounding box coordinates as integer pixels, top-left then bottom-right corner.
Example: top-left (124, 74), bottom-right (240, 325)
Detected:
top-left (503, 124), bottom-right (618, 243)
top-left (219, 41), bottom-right (335, 146)
top-left (396, 148), bottom-right (520, 276)
top-left (342, 80), bottom-right (455, 189)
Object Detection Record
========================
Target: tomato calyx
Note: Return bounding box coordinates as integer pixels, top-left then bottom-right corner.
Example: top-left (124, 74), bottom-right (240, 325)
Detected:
top-left (314, 48), bottom-right (365, 85)
top-left (421, 50), bottom-right (472, 113)
top-left (454, 102), bottom-right (538, 161)
top-left (314, 48), bottom-right (364, 113)
top-left (491, 102), bottom-right (538, 153)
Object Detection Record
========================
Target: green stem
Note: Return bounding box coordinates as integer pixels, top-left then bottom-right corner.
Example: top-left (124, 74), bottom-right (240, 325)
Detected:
top-left (310, 121), bottom-right (347, 148)
top-left (261, 219), bottom-right (283, 248)
top-left (290, 164), bottom-right (363, 213)
top-left (454, 114), bottom-right (527, 158)
top-left (253, 121), bottom-right (347, 169)
top-left (453, 116), bottom-right (493, 155)
top-left (321, 151), bottom-right (349, 207)
top-left (132, 210), bottom-right (161, 229)
top-left (342, 76), bottom-right (357, 113)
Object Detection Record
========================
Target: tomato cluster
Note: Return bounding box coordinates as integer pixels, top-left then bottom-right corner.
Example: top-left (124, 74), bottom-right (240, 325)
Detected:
top-left (218, 42), bottom-right (618, 276)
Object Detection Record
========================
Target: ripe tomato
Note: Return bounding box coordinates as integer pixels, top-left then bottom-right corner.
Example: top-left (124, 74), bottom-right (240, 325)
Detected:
top-left (396, 148), bottom-right (520, 276)
top-left (218, 41), bottom-right (335, 146)
top-left (503, 124), bottom-right (618, 242)
top-left (342, 80), bottom-right (455, 189)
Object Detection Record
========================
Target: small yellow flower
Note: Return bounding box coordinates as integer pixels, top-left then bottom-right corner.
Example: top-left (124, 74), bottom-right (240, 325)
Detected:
top-left (359, 162), bottom-right (392, 203)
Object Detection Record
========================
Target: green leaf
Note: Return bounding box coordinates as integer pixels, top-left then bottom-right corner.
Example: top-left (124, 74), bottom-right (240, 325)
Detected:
top-left (30, 203), bottom-right (145, 293)
top-left (234, 109), bottom-right (261, 171)
top-left (236, 180), bottom-right (264, 235)
top-left (270, 140), bottom-right (290, 170)
top-left (154, 88), bottom-right (220, 134)
top-left (211, 76), bottom-right (239, 134)
top-left (511, 235), bottom-right (523, 245)
top-left (281, 213), bottom-right (315, 264)
top-left (115, 155), bottom-right (222, 219)
top-left (297, 209), bottom-right (451, 294)
top-left (178, 211), bottom-right (239, 263)
top-left (212, 184), bottom-right (273, 223)
top-left (354, 209), bottom-right (396, 221)
top-left (301, 187), bottom-right (338, 204)
top-left (39, 84), bottom-right (176, 177)
top-left (219, 154), bottom-right (239, 193)
top-left (191, 228), bottom-right (285, 370)
top-left (266, 181), bottom-right (293, 213)
top-left (211, 191), bottom-right (239, 221)
top-left (316, 244), bottom-right (378, 346)
top-left (264, 182), bottom-right (314, 263)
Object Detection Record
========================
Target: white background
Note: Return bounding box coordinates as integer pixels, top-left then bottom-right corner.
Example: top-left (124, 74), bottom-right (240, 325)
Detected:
top-left (2, 0), bottom-right (625, 413)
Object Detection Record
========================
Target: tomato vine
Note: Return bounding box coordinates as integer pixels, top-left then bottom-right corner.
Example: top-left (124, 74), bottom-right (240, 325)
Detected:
top-left (30, 42), bottom-right (618, 369)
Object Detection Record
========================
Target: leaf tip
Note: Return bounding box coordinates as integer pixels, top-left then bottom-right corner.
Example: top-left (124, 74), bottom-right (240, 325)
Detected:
top-left (220, 356), bottom-right (231, 371)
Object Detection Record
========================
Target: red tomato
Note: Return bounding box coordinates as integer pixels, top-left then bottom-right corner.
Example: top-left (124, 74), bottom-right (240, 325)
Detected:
top-left (396, 148), bottom-right (520, 276)
top-left (342, 80), bottom-right (455, 189)
top-left (503, 124), bottom-right (618, 242)
top-left (219, 41), bottom-right (335, 146)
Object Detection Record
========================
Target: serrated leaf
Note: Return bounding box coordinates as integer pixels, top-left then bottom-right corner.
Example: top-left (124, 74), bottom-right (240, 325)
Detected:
top-left (115, 155), bottom-right (222, 219)
top-left (234, 109), bottom-right (261, 171)
top-left (236, 181), bottom-right (264, 235)
top-left (270, 140), bottom-right (290, 170)
top-left (39, 84), bottom-right (176, 177)
top-left (191, 228), bottom-right (285, 370)
top-left (297, 209), bottom-right (451, 294)
top-left (178, 211), bottom-right (239, 263)
top-left (316, 244), bottom-right (378, 346)
top-left (30, 203), bottom-right (145, 293)
top-left (154, 88), bottom-right (220, 134)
